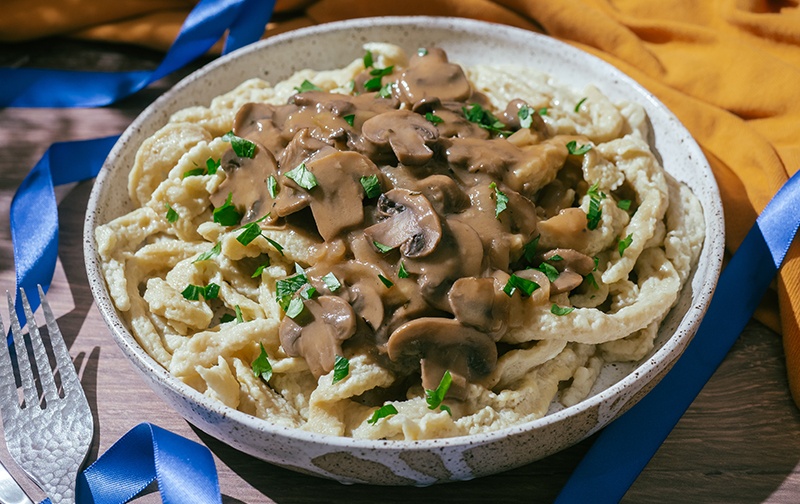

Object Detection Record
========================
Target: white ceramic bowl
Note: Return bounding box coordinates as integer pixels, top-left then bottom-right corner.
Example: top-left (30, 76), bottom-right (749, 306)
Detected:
top-left (84, 16), bottom-right (724, 485)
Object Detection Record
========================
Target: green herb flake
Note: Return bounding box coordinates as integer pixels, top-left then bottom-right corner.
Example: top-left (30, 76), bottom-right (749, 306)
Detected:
top-left (425, 370), bottom-right (452, 414)
top-left (618, 233), bottom-right (634, 257)
top-left (537, 262), bottom-right (560, 283)
top-left (235, 305), bottom-right (244, 323)
top-left (332, 355), bottom-right (350, 383)
top-left (489, 182), bottom-right (508, 218)
top-left (182, 167), bottom-right (205, 178)
top-left (206, 157), bottom-right (220, 175)
top-left (284, 296), bottom-right (305, 319)
top-left (549, 254), bottom-right (564, 262)
top-left (373, 241), bottom-right (394, 253)
top-left (368, 404), bottom-right (399, 425)
top-left (204, 282), bottom-right (220, 300)
top-left (165, 204), bottom-right (179, 223)
top-left (378, 82), bottom-right (394, 98)
top-left (194, 242), bottom-right (221, 263)
top-left (585, 272), bottom-right (599, 290)
top-left (502, 274), bottom-right (540, 298)
top-left (265, 236), bottom-right (285, 256)
top-left (212, 192), bottom-right (243, 226)
top-left (285, 162), bottom-right (318, 190)
top-left (417, 48), bottom-right (428, 56)
top-left (551, 304), bottom-right (575, 316)
top-left (267, 175), bottom-right (278, 199)
top-left (523, 236), bottom-right (540, 264)
top-left (567, 140), bottom-right (593, 156)
top-left (586, 182), bottom-right (606, 230)
top-left (518, 105), bottom-right (535, 128)
top-left (364, 76), bottom-right (383, 92)
top-left (363, 50), bottom-right (374, 69)
top-left (222, 131), bottom-right (256, 159)
top-left (538, 107), bottom-right (548, 116)
top-left (322, 272), bottom-right (342, 293)
top-left (237, 221), bottom-right (263, 246)
top-left (462, 103), bottom-right (509, 136)
top-left (360, 174), bottom-right (381, 199)
top-left (343, 114), bottom-right (356, 127)
top-left (398, 261), bottom-right (409, 279)
top-left (425, 112), bottom-right (443, 124)
top-left (251, 259), bottom-right (270, 278)
top-left (252, 343), bottom-right (273, 381)
top-left (299, 283), bottom-right (317, 300)
top-left (593, 256), bottom-right (600, 271)
top-left (276, 273), bottom-right (307, 302)
top-left (575, 97), bottom-right (588, 112)
top-left (618, 199), bottom-right (632, 210)
top-left (370, 66), bottom-right (394, 78)
top-left (294, 79), bottom-right (322, 93)
top-left (378, 274), bottom-right (394, 288)
top-left (181, 283), bottom-right (220, 301)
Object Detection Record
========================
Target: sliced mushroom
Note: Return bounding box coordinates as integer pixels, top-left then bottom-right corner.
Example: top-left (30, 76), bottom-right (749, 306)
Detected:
top-left (233, 102), bottom-right (286, 157)
top-left (361, 110), bottom-right (439, 165)
top-left (363, 188), bottom-right (442, 258)
top-left (537, 208), bottom-right (589, 250)
top-left (445, 137), bottom-right (522, 179)
top-left (414, 174), bottom-right (470, 215)
top-left (396, 47), bottom-right (472, 105)
top-left (387, 317), bottom-right (497, 400)
top-left (501, 98), bottom-right (547, 135)
top-left (279, 295), bottom-right (357, 378)
top-left (209, 140), bottom-right (279, 224)
top-left (541, 248), bottom-right (596, 295)
top-left (448, 276), bottom-right (510, 340)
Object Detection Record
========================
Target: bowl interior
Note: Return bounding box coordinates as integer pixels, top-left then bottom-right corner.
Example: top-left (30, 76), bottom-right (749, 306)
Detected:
top-left (84, 16), bottom-right (724, 483)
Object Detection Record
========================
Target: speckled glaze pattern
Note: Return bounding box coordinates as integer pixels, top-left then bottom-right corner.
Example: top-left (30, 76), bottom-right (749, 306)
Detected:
top-left (83, 17), bottom-right (725, 486)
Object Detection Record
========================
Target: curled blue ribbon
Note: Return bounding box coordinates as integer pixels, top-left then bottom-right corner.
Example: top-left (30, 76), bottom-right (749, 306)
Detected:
top-left (555, 168), bottom-right (800, 503)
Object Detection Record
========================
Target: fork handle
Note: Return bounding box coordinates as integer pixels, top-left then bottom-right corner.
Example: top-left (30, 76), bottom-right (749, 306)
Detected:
top-left (0, 460), bottom-right (33, 504)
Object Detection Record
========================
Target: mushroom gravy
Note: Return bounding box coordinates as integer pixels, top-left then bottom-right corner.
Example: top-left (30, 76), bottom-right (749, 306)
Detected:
top-left (96, 43), bottom-right (704, 439)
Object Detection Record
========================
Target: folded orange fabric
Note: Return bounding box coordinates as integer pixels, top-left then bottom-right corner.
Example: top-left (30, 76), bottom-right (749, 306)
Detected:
top-left (3, 0), bottom-right (800, 406)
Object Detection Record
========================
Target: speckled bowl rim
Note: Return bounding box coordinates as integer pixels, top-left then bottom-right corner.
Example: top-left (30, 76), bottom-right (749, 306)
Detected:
top-left (85, 16), bottom-right (724, 455)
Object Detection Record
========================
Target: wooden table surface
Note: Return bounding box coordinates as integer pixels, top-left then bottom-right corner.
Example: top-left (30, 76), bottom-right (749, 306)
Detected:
top-left (1, 37), bottom-right (800, 504)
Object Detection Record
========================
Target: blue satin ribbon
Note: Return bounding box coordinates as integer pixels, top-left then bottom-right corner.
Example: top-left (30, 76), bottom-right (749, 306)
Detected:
top-left (555, 168), bottom-right (800, 503)
top-left (6, 0), bottom-right (274, 502)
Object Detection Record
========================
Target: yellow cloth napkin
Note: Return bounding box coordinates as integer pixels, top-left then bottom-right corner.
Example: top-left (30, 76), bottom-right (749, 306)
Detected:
top-left (4, 0), bottom-right (800, 406)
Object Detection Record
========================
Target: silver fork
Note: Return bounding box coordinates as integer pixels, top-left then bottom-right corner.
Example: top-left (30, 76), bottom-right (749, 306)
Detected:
top-left (0, 286), bottom-right (94, 504)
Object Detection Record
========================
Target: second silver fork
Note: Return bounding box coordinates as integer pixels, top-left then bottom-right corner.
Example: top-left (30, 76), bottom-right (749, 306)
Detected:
top-left (0, 286), bottom-right (94, 504)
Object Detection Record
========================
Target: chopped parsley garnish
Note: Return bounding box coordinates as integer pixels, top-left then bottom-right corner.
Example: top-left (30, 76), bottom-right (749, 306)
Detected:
top-left (378, 274), bottom-right (394, 288)
top-left (585, 272), bottom-right (599, 290)
top-left (165, 204), bottom-right (179, 223)
top-left (251, 259), bottom-right (270, 278)
top-left (265, 236), bottom-right (285, 256)
top-left (549, 254), bottom-right (564, 262)
top-left (617, 199), bottom-right (632, 210)
top-left (343, 114), bottom-right (356, 126)
top-left (537, 262), bottom-right (560, 283)
top-left (322, 272), bottom-right (341, 292)
top-left (462, 103), bottom-right (509, 136)
top-left (593, 256), bottom-right (600, 271)
top-left (370, 66), bottom-right (394, 77)
top-left (586, 182), bottom-right (606, 230)
top-left (360, 174), bottom-right (381, 199)
top-left (299, 283), bottom-right (317, 300)
top-left (294, 79), bottom-right (322, 93)
top-left (237, 222), bottom-right (263, 246)
top-left (551, 304), bottom-right (575, 316)
top-left (276, 273), bottom-right (308, 310)
top-left (284, 296), bottom-right (305, 319)
top-left (523, 235), bottom-right (540, 264)
top-left (618, 234), bottom-right (634, 257)
top-left (373, 241), bottom-right (394, 253)
top-left (332, 355), bottom-right (349, 383)
top-left (503, 274), bottom-right (540, 297)
top-left (368, 404), bottom-right (398, 425)
top-left (567, 140), bottom-right (593, 155)
top-left (182, 167), bottom-right (205, 178)
top-left (252, 343), bottom-right (272, 381)
top-left (574, 97), bottom-right (588, 112)
top-left (425, 112), bottom-right (443, 124)
top-left (398, 261), bottom-right (409, 279)
top-left (378, 82), bottom-right (394, 98)
top-left (417, 48), bottom-right (428, 56)
top-left (425, 370), bottom-right (452, 415)
top-left (212, 192), bottom-right (242, 226)
top-left (285, 162), bottom-right (318, 190)
top-left (489, 182), bottom-right (508, 218)
top-left (206, 157), bottom-right (220, 175)
top-left (363, 50), bottom-right (374, 68)
top-left (181, 283), bottom-right (220, 301)
top-left (538, 107), bottom-right (548, 116)
top-left (267, 175), bottom-right (278, 198)
top-left (518, 105), bottom-right (535, 128)
top-left (364, 76), bottom-right (383, 92)
top-left (193, 242), bottom-right (221, 263)
top-left (222, 131), bottom-right (256, 158)
top-left (234, 305), bottom-right (244, 323)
